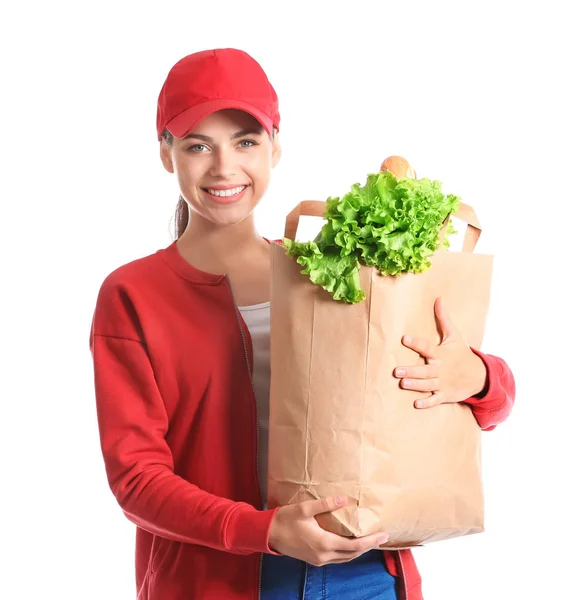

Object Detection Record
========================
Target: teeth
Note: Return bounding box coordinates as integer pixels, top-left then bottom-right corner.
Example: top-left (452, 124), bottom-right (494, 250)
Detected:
top-left (207, 186), bottom-right (246, 197)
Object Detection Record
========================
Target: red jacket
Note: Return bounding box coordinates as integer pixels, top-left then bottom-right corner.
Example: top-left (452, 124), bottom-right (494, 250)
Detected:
top-left (89, 240), bottom-right (515, 600)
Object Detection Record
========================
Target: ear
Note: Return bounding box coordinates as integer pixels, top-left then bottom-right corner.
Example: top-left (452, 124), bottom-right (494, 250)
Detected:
top-left (160, 140), bottom-right (175, 174)
top-left (271, 130), bottom-right (282, 168)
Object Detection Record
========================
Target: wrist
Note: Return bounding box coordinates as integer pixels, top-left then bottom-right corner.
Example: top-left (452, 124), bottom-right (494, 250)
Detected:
top-left (470, 351), bottom-right (488, 398)
top-left (266, 508), bottom-right (284, 555)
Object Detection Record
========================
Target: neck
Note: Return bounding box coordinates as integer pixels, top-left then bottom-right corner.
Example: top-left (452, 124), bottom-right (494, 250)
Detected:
top-left (176, 212), bottom-right (268, 273)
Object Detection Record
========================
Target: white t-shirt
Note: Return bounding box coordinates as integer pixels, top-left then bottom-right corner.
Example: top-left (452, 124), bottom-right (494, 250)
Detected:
top-left (238, 301), bottom-right (270, 508)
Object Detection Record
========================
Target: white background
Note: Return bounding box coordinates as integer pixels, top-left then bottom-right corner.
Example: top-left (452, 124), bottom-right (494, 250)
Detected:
top-left (2, 1), bottom-right (581, 598)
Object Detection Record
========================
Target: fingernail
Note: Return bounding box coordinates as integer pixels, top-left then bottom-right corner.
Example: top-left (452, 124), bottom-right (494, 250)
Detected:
top-left (415, 400), bottom-right (423, 408)
top-left (380, 534), bottom-right (390, 544)
top-left (403, 336), bottom-right (412, 344)
top-left (334, 496), bottom-right (345, 505)
top-left (394, 369), bottom-right (405, 377)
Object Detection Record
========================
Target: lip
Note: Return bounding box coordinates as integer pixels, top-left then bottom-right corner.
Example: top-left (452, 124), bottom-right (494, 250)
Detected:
top-left (202, 185), bottom-right (249, 205)
top-left (206, 184), bottom-right (248, 191)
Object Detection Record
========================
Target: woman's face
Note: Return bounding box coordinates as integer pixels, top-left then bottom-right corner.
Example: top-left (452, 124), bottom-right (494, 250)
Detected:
top-left (160, 109), bottom-right (281, 228)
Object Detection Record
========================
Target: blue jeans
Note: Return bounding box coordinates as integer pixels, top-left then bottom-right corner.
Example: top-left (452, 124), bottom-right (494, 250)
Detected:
top-left (260, 550), bottom-right (398, 600)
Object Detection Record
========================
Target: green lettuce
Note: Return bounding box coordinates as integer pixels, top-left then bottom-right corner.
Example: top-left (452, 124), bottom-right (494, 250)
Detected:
top-left (283, 171), bottom-right (460, 304)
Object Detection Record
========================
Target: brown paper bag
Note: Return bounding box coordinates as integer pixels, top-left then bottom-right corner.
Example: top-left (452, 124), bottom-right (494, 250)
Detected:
top-left (268, 200), bottom-right (493, 548)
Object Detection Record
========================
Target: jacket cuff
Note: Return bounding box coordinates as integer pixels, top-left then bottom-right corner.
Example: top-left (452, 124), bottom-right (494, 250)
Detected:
top-left (225, 505), bottom-right (282, 555)
top-left (466, 348), bottom-right (513, 412)
top-left (462, 349), bottom-right (515, 431)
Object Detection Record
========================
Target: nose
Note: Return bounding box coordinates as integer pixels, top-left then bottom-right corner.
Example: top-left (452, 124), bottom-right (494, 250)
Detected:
top-left (209, 147), bottom-right (237, 179)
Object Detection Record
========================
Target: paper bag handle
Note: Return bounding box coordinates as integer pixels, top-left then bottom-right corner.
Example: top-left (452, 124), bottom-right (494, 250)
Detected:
top-left (284, 200), bottom-right (482, 253)
top-left (449, 203), bottom-right (482, 253)
top-left (284, 200), bottom-right (327, 240)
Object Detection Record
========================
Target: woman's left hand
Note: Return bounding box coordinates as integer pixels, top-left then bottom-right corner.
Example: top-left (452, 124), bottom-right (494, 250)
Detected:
top-left (393, 297), bottom-right (488, 409)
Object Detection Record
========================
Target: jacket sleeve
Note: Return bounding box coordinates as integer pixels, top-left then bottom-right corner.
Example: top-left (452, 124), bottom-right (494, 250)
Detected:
top-left (464, 348), bottom-right (516, 431)
top-left (89, 283), bottom-right (278, 555)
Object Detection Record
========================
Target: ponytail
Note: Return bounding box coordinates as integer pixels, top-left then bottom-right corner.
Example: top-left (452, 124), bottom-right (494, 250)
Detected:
top-left (174, 195), bottom-right (189, 240)
top-left (162, 128), bottom-right (189, 240)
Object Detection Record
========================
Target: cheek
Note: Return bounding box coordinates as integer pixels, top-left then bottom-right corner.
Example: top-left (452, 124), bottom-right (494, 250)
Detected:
top-left (174, 157), bottom-right (199, 188)
top-left (248, 149), bottom-right (273, 185)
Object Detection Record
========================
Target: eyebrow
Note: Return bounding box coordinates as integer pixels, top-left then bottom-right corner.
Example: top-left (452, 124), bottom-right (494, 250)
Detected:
top-left (183, 128), bottom-right (264, 142)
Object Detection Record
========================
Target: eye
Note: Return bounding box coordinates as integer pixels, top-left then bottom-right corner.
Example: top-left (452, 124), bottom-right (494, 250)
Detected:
top-left (187, 143), bottom-right (209, 153)
top-left (239, 139), bottom-right (258, 148)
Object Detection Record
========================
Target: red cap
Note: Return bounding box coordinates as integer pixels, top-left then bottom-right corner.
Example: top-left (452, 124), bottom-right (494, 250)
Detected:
top-left (156, 48), bottom-right (280, 140)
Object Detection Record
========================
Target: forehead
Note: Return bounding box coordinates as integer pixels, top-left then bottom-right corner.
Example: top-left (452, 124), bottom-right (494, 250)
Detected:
top-left (189, 109), bottom-right (265, 136)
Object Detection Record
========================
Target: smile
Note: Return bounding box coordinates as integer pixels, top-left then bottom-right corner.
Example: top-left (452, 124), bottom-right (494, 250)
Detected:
top-left (205, 185), bottom-right (248, 198)
top-left (202, 185), bottom-right (249, 205)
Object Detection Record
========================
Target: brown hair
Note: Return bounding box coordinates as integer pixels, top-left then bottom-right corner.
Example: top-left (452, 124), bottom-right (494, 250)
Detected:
top-left (162, 129), bottom-right (189, 240)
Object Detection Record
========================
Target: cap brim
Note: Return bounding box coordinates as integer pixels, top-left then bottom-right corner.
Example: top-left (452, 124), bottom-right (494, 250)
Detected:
top-left (165, 99), bottom-right (275, 139)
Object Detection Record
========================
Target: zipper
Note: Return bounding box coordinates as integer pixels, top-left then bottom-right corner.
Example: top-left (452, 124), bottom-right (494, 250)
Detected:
top-left (396, 550), bottom-right (408, 600)
top-left (258, 554), bottom-right (264, 600)
top-left (225, 275), bottom-right (263, 600)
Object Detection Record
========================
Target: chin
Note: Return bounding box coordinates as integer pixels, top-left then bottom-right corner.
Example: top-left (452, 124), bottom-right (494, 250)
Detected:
top-left (205, 204), bottom-right (256, 227)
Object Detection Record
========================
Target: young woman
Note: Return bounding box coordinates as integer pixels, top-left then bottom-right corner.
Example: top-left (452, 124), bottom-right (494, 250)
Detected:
top-left (89, 48), bottom-right (515, 600)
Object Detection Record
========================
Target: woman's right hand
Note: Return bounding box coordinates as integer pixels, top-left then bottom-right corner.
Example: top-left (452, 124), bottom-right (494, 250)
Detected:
top-left (267, 496), bottom-right (390, 566)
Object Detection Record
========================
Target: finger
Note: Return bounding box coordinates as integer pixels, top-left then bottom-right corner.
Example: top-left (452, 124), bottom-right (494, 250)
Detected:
top-left (324, 533), bottom-right (389, 564)
top-left (324, 530), bottom-right (389, 553)
top-left (435, 297), bottom-right (458, 341)
top-left (402, 335), bottom-right (439, 360)
top-left (415, 392), bottom-right (445, 409)
top-left (400, 377), bottom-right (439, 393)
top-left (299, 495), bottom-right (346, 518)
top-left (394, 363), bottom-right (440, 380)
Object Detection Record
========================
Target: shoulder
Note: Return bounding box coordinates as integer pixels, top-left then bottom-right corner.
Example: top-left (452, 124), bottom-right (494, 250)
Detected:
top-left (96, 247), bottom-right (165, 299)
top-left (91, 245), bottom-right (170, 338)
